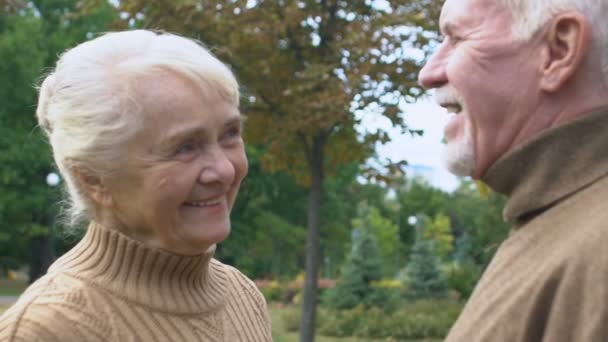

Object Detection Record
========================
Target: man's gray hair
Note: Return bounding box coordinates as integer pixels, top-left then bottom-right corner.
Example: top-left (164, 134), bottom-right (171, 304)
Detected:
top-left (498, 0), bottom-right (608, 80)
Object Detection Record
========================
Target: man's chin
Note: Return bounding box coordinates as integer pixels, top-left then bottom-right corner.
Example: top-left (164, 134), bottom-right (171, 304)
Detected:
top-left (441, 141), bottom-right (476, 177)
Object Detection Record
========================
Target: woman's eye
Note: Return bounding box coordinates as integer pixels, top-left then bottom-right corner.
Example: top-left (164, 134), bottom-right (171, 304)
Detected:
top-left (227, 126), bottom-right (241, 138)
top-left (223, 126), bottom-right (242, 142)
top-left (176, 141), bottom-right (197, 155)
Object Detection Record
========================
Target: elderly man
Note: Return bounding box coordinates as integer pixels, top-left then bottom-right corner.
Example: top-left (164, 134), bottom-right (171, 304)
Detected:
top-left (419, 0), bottom-right (608, 341)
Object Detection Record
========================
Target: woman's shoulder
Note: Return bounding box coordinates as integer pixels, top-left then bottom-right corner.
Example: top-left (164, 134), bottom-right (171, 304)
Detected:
top-left (210, 259), bottom-right (268, 308)
top-left (0, 273), bottom-right (110, 342)
top-left (209, 259), bottom-right (271, 336)
top-left (210, 259), bottom-right (261, 294)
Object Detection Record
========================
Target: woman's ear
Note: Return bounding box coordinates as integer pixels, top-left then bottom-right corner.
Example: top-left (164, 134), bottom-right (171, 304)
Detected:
top-left (73, 167), bottom-right (113, 208)
top-left (539, 12), bottom-right (591, 92)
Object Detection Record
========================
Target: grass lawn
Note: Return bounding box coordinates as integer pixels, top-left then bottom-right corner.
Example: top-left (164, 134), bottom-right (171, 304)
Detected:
top-left (0, 279), bottom-right (26, 296)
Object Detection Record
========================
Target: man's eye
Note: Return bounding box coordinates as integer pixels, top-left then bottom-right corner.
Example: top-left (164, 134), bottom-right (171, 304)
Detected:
top-left (448, 35), bottom-right (461, 45)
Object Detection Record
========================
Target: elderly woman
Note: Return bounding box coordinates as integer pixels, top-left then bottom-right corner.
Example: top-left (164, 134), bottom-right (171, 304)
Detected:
top-left (0, 30), bottom-right (271, 341)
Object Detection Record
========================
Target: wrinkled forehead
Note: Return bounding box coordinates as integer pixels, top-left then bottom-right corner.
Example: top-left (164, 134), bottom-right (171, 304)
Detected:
top-left (133, 70), bottom-right (228, 112)
top-left (439, 0), bottom-right (508, 34)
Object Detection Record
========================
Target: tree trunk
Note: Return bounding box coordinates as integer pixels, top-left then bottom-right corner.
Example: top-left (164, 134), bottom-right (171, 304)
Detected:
top-left (300, 136), bottom-right (324, 342)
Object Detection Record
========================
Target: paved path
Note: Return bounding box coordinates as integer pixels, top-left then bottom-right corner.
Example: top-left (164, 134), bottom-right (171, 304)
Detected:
top-left (0, 296), bottom-right (19, 306)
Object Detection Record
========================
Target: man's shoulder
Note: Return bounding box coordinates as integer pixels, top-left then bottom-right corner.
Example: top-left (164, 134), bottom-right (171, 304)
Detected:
top-left (531, 173), bottom-right (608, 240)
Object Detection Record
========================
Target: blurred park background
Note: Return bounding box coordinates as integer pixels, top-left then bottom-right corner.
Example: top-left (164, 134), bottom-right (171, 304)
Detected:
top-left (0, 0), bottom-right (511, 341)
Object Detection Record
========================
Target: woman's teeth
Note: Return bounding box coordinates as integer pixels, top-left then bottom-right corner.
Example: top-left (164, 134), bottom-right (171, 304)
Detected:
top-left (185, 199), bottom-right (221, 207)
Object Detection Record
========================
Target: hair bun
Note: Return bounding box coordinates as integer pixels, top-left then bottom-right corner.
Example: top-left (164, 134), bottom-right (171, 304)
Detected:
top-left (36, 74), bottom-right (56, 135)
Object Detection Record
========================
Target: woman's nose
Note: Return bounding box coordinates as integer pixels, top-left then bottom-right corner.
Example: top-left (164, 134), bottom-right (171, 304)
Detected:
top-left (198, 148), bottom-right (236, 185)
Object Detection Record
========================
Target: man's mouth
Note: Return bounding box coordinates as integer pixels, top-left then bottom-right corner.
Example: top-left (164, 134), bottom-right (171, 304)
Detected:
top-left (440, 102), bottom-right (463, 115)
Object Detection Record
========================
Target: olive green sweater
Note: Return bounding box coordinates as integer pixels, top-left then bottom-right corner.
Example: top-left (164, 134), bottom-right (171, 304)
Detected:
top-left (0, 222), bottom-right (272, 341)
top-left (446, 108), bottom-right (608, 341)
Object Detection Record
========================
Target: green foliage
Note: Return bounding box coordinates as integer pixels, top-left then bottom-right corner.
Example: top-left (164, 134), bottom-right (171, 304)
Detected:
top-left (422, 212), bottom-right (454, 259)
top-left (352, 206), bottom-right (400, 277)
top-left (257, 280), bottom-right (283, 303)
top-left (0, 8), bottom-right (52, 263)
top-left (445, 262), bottom-right (481, 300)
top-left (392, 177), bottom-right (451, 261)
top-left (282, 305), bottom-right (305, 333)
top-left (282, 300), bottom-right (462, 340)
top-left (222, 146), bottom-right (370, 280)
top-left (394, 177), bottom-right (509, 269)
top-left (446, 180), bottom-right (510, 266)
top-left (0, 0), bottom-right (115, 275)
top-left (453, 233), bottom-right (473, 264)
top-left (324, 220), bottom-right (397, 311)
top-left (403, 231), bottom-right (448, 299)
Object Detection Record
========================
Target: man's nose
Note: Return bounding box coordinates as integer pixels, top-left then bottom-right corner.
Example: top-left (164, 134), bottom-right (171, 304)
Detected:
top-left (418, 49), bottom-right (448, 89)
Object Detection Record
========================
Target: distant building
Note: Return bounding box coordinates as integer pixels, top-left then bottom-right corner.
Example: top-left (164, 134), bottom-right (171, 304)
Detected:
top-left (405, 164), bottom-right (462, 192)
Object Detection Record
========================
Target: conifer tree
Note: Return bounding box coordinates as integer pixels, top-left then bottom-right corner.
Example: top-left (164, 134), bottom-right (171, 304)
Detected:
top-left (325, 213), bottom-right (396, 310)
top-left (403, 228), bottom-right (448, 299)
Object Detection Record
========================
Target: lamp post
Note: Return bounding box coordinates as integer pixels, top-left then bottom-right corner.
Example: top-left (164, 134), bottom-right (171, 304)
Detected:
top-left (28, 172), bottom-right (60, 284)
top-left (46, 172), bottom-right (60, 187)
top-left (45, 172), bottom-right (59, 261)
top-left (407, 215), bottom-right (418, 227)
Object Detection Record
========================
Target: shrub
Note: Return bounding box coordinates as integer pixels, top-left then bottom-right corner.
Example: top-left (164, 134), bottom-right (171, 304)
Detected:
top-left (318, 299), bottom-right (462, 340)
top-left (371, 279), bottom-right (402, 289)
top-left (255, 279), bottom-right (282, 302)
top-left (445, 262), bottom-right (481, 300)
top-left (317, 305), bottom-right (366, 337)
top-left (281, 305), bottom-right (329, 332)
top-left (255, 276), bottom-right (336, 304)
top-left (282, 306), bottom-right (303, 332)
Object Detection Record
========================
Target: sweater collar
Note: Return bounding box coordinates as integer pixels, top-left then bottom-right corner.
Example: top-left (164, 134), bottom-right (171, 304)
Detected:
top-left (49, 222), bottom-right (227, 314)
top-left (482, 108), bottom-right (608, 224)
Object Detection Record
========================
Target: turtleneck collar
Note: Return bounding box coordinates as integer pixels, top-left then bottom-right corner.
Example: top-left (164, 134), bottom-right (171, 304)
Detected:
top-left (482, 108), bottom-right (608, 225)
top-left (48, 222), bottom-right (227, 314)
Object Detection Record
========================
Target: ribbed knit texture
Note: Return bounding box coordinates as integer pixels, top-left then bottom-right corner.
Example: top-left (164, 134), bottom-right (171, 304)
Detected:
top-left (445, 108), bottom-right (608, 342)
top-left (0, 222), bottom-right (272, 341)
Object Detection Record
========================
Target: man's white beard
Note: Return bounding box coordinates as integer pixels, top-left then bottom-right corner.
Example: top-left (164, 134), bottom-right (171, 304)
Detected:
top-left (441, 123), bottom-right (476, 177)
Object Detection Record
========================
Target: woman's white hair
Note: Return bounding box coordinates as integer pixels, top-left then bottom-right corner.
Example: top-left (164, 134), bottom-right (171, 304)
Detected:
top-left (36, 30), bottom-right (240, 227)
top-left (498, 0), bottom-right (608, 80)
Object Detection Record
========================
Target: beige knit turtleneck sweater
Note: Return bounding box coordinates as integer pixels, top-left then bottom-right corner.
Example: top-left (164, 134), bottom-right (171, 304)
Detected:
top-left (0, 222), bottom-right (272, 341)
top-left (445, 108), bottom-right (608, 341)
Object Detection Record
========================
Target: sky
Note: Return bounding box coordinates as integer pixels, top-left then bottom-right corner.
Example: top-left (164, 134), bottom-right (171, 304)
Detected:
top-left (362, 95), bottom-right (463, 193)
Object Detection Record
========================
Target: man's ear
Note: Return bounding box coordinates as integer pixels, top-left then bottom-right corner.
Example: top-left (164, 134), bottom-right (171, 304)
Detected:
top-left (540, 12), bottom-right (591, 92)
top-left (73, 168), bottom-right (113, 208)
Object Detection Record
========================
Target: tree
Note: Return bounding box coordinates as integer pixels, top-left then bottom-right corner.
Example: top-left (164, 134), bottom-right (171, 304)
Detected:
top-left (422, 212), bottom-right (454, 259)
top-left (111, 1), bottom-right (442, 338)
top-left (0, 5), bottom-right (50, 278)
top-left (324, 217), bottom-right (394, 311)
top-left (354, 205), bottom-right (400, 277)
top-left (446, 180), bottom-right (509, 266)
top-left (0, 0), bottom-right (115, 281)
top-left (403, 228), bottom-right (448, 299)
